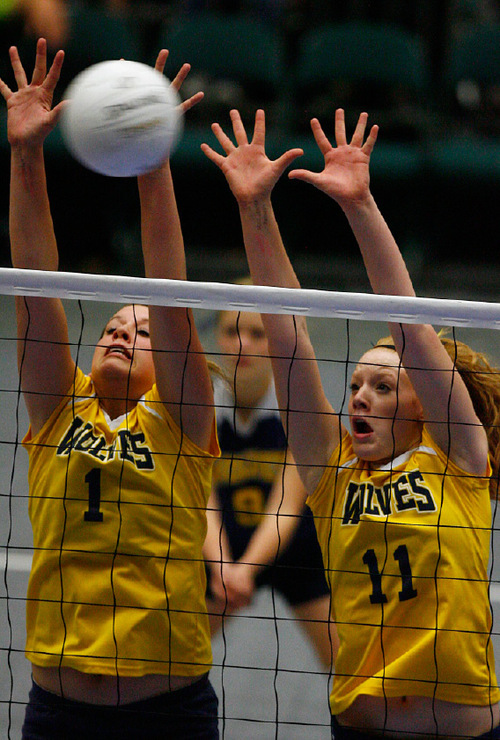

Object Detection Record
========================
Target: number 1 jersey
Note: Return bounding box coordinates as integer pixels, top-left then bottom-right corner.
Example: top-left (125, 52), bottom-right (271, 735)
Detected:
top-left (22, 368), bottom-right (219, 677)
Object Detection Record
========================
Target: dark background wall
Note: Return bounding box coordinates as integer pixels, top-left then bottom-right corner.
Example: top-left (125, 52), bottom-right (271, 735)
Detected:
top-left (0, 0), bottom-right (499, 292)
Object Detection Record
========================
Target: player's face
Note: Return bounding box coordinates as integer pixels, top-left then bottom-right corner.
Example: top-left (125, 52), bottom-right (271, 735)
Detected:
top-left (348, 347), bottom-right (424, 466)
top-left (91, 305), bottom-right (155, 397)
top-left (216, 310), bottom-right (272, 397)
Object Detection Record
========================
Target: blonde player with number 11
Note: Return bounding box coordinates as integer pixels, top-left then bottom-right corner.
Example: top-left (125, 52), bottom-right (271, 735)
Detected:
top-left (1, 39), bottom-right (221, 740)
top-left (202, 108), bottom-right (500, 739)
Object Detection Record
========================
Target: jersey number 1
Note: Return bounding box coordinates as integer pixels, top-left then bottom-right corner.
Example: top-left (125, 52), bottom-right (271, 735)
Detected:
top-left (84, 468), bottom-right (103, 522)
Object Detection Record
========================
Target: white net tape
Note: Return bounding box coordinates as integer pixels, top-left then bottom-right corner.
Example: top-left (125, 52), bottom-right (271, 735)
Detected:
top-left (2, 267), bottom-right (500, 328)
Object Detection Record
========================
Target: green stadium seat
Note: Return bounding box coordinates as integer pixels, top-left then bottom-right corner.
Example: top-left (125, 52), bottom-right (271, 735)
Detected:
top-left (288, 20), bottom-right (432, 184)
top-left (156, 10), bottom-right (288, 168)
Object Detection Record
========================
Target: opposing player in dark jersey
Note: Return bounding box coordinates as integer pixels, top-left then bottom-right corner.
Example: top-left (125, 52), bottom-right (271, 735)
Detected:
top-left (202, 108), bottom-right (500, 739)
top-left (204, 306), bottom-right (337, 669)
top-left (1, 39), bottom-right (220, 740)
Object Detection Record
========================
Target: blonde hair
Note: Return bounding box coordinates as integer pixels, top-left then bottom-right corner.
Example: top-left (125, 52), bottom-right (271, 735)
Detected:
top-left (374, 334), bottom-right (500, 499)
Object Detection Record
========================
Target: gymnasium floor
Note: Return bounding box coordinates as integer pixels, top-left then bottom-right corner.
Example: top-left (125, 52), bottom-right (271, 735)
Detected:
top-left (1, 290), bottom-right (500, 739)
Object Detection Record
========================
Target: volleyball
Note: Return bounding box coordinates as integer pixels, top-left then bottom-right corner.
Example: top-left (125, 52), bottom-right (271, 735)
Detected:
top-left (60, 60), bottom-right (183, 177)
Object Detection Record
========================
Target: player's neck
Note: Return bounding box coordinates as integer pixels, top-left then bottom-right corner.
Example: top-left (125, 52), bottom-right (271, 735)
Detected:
top-left (98, 394), bottom-right (137, 421)
top-left (234, 383), bottom-right (272, 422)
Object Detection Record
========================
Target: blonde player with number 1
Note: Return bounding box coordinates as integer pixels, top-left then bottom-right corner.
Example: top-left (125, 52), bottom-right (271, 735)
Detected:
top-left (1, 39), bottom-right (221, 739)
top-left (202, 108), bottom-right (500, 739)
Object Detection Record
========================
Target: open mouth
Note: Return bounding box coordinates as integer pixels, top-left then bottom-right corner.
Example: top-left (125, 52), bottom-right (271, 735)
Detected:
top-left (352, 417), bottom-right (373, 436)
top-left (106, 345), bottom-right (131, 359)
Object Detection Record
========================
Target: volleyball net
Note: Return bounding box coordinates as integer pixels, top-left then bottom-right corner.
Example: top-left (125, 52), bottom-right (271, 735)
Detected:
top-left (1, 269), bottom-right (500, 739)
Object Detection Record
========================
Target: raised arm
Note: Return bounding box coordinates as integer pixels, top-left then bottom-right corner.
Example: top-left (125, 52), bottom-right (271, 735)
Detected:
top-left (0, 39), bottom-right (75, 436)
top-left (202, 110), bottom-right (340, 492)
top-left (137, 52), bottom-right (215, 452)
top-left (290, 110), bottom-right (488, 474)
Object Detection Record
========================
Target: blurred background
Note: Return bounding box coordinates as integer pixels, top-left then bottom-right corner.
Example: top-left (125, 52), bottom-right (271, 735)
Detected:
top-left (0, 0), bottom-right (499, 294)
top-left (0, 4), bottom-right (500, 735)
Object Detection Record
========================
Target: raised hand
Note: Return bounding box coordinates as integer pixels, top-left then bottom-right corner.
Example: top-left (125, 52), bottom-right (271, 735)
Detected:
top-left (153, 49), bottom-right (204, 115)
top-left (289, 109), bottom-right (378, 208)
top-left (202, 109), bottom-right (303, 205)
top-left (0, 38), bottom-right (65, 149)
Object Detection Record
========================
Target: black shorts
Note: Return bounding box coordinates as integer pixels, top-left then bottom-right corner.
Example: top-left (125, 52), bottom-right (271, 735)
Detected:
top-left (331, 715), bottom-right (500, 739)
top-left (22, 674), bottom-right (219, 740)
top-left (253, 521), bottom-right (330, 606)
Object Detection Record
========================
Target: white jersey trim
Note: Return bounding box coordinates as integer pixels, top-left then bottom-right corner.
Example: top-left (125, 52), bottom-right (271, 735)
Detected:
top-left (340, 443), bottom-right (437, 472)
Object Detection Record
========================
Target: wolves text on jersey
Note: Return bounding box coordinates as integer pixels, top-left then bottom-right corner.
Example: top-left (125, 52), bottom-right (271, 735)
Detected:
top-left (56, 416), bottom-right (155, 470)
top-left (342, 470), bottom-right (437, 525)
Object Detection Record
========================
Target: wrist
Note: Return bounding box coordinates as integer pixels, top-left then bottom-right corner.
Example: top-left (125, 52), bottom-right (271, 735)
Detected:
top-left (235, 559), bottom-right (260, 579)
top-left (10, 141), bottom-right (44, 160)
top-left (137, 158), bottom-right (171, 183)
top-left (338, 191), bottom-right (376, 217)
top-left (238, 196), bottom-right (272, 218)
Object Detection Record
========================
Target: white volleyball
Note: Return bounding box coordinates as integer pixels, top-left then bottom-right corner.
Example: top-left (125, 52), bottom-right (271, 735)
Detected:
top-left (60, 60), bottom-right (183, 177)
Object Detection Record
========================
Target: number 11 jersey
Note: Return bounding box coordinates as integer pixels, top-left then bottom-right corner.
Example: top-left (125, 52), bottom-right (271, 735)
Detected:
top-left (307, 426), bottom-right (499, 715)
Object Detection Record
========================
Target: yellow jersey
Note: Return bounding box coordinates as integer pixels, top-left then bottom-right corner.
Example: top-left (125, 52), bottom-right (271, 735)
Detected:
top-left (307, 426), bottom-right (499, 714)
top-left (23, 368), bottom-right (219, 677)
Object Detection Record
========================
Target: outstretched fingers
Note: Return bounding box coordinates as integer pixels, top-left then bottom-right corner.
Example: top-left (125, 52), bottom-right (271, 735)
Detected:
top-left (200, 138), bottom-right (226, 168)
top-left (250, 108), bottom-right (266, 147)
top-left (334, 108), bottom-right (347, 146)
top-left (7, 38), bottom-right (64, 96)
top-left (165, 58), bottom-right (204, 113)
top-left (274, 147), bottom-right (304, 175)
top-left (30, 37), bottom-right (49, 86)
top-left (288, 166), bottom-right (322, 187)
top-left (229, 108), bottom-right (249, 147)
top-left (154, 48), bottom-right (169, 76)
top-left (333, 109), bottom-right (378, 152)
top-left (49, 98), bottom-right (68, 125)
top-left (200, 122), bottom-right (235, 167)
top-left (43, 49), bottom-right (65, 96)
top-left (349, 111), bottom-right (369, 148)
top-left (347, 110), bottom-right (378, 154)
top-left (8, 45), bottom-right (28, 89)
top-left (169, 59), bottom-right (191, 93)
top-left (207, 120), bottom-right (237, 156)
top-left (181, 90), bottom-right (204, 113)
top-left (0, 77), bottom-right (12, 102)
top-left (310, 117), bottom-right (334, 155)
top-left (201, 108), bottom-right (303, 183)
top-left (362, 123), bottom-right (379, 156)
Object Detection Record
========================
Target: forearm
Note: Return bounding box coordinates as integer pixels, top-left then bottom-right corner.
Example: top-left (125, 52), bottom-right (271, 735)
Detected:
top-left (138, 161), bottom-right (215, 447)
top-left (238, 461), bottom-right (307, 575)
top-left (10, 145), bottom-right (59, 271)
top-left (238, 197), bottom-right (300, 290)
top-left (239, 508), bottom-right (298, 576)
top-left (137, 161), bottom-right (186, 281)
top-left (204, 498), bottom-right (232, 566)
top-left (238, 195), bottom-right (336, 476)
top-left (341, 194), bottom-right (415, 299)
top-left (238, 197), bottom-right (309, 352)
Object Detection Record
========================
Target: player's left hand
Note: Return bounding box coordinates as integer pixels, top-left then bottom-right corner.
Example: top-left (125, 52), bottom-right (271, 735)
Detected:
top-left (153, 49), bottom-right (204, 114)
top-left (289, 109), bottom-right (378, 208)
